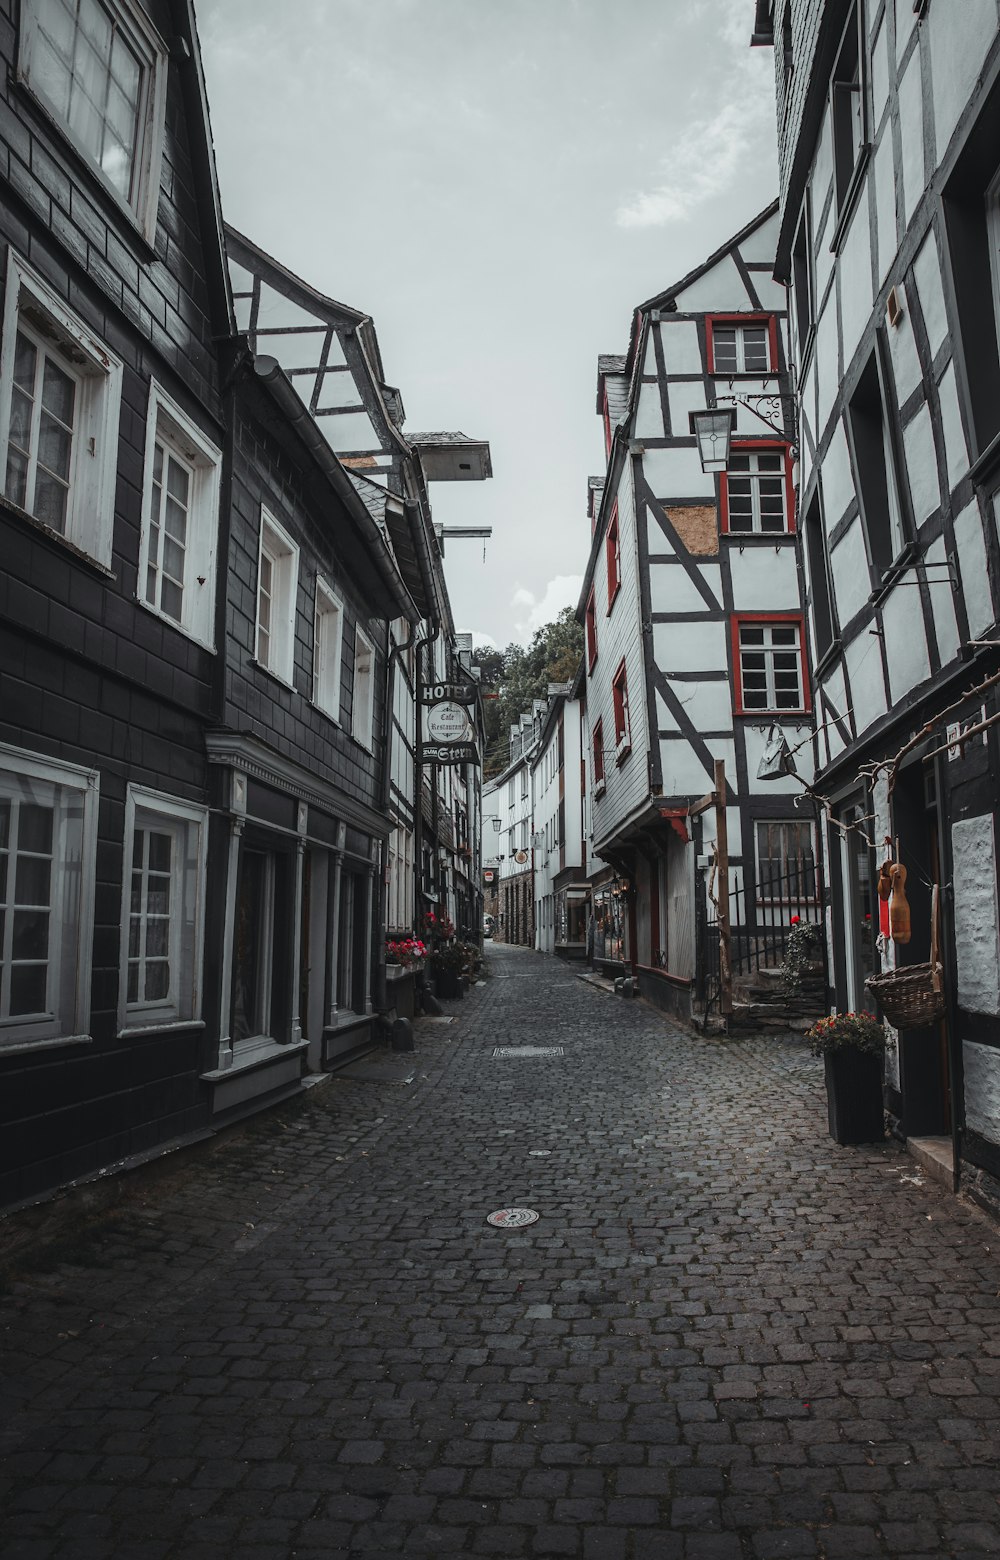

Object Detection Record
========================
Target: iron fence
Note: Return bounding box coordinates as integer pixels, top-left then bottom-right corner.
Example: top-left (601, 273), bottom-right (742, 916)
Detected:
top-left (697, 856), bottom-right (825, 1018)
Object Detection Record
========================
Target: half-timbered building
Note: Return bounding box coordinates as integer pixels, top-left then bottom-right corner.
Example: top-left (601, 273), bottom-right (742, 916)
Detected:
top-left (579, 204), bottom-right (814, 1018)
top-left (761, 0), bottom-right (1000, 1206)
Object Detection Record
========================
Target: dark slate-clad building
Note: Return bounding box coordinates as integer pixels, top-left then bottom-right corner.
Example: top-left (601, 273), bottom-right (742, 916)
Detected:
top-left (0, 0), bottom-right (233, 1206)
top-left (0, 0), bottom-right (429, 1207)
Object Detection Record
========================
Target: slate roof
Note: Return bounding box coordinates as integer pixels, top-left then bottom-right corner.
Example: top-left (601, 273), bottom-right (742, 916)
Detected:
top-left (407, 431), bottom-right (484, 446)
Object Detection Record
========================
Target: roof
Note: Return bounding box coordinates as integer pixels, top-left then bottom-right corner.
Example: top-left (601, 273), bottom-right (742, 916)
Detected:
top-left (598, 355), bottom-right (627, 376)
top-left (637, 200), bottom-right (779, 313)
top-left (407, 432), bottom-right (493, 483)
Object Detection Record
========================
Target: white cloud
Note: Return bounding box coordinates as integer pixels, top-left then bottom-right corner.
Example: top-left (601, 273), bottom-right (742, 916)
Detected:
top-left (462, 628), bottom-right (498, 651)
top-left (510, 574), bottom-right (583, 644)
top-left (615, 13), bottom-right (775, 230)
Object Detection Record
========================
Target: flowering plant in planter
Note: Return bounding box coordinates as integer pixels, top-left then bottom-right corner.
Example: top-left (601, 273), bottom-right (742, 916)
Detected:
top-left (806, 1010), bottom-right (886, 1057)
top-left (428, 939), bottom-right (470, 976)
top-left (419, 911), bottom-right (456, 942)
top-left (385, 937), bottom-right (426, 969)
top-left (780, 918), bottom-right (825, 993)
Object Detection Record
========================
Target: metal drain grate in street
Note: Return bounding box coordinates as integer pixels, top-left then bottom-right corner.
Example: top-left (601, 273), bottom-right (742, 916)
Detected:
top-left (492, 1045), bottom-right (564, 1058)
top-left (486, 1208), bottom-right (540, 1228)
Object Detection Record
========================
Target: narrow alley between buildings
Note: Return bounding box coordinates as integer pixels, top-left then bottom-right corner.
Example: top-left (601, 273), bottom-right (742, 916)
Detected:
top-left (2, 945), bottom-right (999, 1560)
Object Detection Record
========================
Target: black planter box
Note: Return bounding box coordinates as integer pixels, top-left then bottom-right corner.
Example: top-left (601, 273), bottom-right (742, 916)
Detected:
top-left (824, 1049), bottom-right (886, 1145)
top-left (433, 970), bottom-right (463, 1000)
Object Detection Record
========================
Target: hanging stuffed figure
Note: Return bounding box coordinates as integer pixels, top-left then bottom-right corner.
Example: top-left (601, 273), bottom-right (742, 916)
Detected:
top-left (889, 862), bottom-right (911, 945)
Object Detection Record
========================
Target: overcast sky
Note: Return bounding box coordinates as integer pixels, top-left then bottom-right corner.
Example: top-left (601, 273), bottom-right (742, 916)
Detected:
top-left (197, 0), bottom-right (779, 649)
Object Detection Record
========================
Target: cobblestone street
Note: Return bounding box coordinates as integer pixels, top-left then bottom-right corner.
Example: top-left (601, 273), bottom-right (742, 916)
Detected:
top-left (2, 942), bottom-right (1000, 1560)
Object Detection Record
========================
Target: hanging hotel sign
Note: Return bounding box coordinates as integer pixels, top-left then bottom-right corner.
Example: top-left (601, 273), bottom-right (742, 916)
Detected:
top-left (422, 742), bottom-right (480, 765)
top-left (426, 700), bottom-right (472, 744)
top-left (421, 681), bottom-right (477, 705)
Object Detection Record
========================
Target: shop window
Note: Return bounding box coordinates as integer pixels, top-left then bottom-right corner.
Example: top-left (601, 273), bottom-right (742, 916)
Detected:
top-left (0, 743), bottom-right (98, 1050)
top-left (612, 660), bottom-right (631, 758)
top-left (707, 316), bottom-right (776, 375)
top-left (120, 787), bottom-right (207, 1032)
top-left (256, 510), bottom-right (299, 684)
top-left (313, 577), bottom-right (344, 722)
top-left (18, 0), bottom-right (167, 239)
top-left (722, 445), bottom-right (793, 533)
top-left (733, 617), bottom-right (809, 713)
top-left (139, 384), bottom-right (221, 649)
top-left (0, 254), bottom-right (123, 567)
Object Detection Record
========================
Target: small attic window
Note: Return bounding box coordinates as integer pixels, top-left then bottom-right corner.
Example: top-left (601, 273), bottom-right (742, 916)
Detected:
top-left (459, 461), bottom-right (471, 470)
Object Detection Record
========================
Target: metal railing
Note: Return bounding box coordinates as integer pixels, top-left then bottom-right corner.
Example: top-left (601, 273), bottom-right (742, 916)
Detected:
top-left (697, 857), bottom-right (825, 1018)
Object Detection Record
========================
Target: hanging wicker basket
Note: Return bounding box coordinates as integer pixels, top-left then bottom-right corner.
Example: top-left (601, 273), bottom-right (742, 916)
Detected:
top-left (865, 882), bottom-right (945, 1030)
top-left (865, 962), bottom-right (945, 1029)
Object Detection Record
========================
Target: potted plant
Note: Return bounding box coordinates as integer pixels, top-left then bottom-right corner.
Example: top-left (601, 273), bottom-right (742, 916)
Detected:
top-left (780, 917), bottom-right (825, 994)
top-left (806, 1010), bottom-right (886, 1145)
top-left (429, 938), bottom-right (466, 999)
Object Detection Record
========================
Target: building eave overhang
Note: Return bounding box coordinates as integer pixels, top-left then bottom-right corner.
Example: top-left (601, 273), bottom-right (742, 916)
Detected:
top-left (205, 732), bottom-right (391, 842)
top-left (408, 434), bottom-right (493, 482)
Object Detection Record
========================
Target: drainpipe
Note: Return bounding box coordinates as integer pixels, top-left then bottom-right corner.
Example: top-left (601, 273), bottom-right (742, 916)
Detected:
top-left (413, 618), bottom-right (440, 926)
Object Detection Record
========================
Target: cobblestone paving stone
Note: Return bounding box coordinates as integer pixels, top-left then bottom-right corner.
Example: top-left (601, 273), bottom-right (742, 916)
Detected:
top-left (2, 942), bottom-right (1000, 1559)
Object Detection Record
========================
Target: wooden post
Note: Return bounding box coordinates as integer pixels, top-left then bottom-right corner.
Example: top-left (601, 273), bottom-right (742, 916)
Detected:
top-left (714, 758), bottom-right (733, 1018)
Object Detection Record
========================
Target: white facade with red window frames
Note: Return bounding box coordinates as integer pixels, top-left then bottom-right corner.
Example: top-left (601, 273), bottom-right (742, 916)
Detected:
top-left (530, 687), bottom-right (587, 957)
top-left (760, 0), bottom-right (1000, 1205)
top-left (577, 203), bottom-right (815, 1015)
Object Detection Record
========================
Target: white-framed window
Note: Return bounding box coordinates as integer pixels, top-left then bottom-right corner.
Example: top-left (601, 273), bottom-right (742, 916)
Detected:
top-left (138, 384), bottom-right (220, 649)
top-left (0, 253), bottom-right (122, 567)
top-left (18, 0), bottom-right (168, 241)
top-left (0, 742), bottom-right (98, 1051)
top-left (119, 787), bottom-right (207, 1033)
top-left (725, 450), bottom-right (789, 533)
top-left (352, 625), bottom-right (375, 750)
top-left (755, 819), bottom-right (818, 904)
top-left (313, 576), bottom-right (343, 722)
top-left (256, 509), bottom-right (299, 685)
top-left (710, 321), bottom-right (772, 375)
top-left (737, 620), bottom-right (806, 713)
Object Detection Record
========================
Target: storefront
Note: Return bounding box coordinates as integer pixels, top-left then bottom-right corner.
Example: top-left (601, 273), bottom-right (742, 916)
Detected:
top-left (591, 875), bottom-right (629, 972)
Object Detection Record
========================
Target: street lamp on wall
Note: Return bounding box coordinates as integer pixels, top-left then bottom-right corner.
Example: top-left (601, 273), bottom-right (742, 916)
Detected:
top-left (689, 407), bottom-right (736, 473)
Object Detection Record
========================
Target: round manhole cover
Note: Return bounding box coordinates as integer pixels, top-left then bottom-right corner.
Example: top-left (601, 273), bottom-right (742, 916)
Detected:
top-left (486, 1207), bottom-right (540, 1229)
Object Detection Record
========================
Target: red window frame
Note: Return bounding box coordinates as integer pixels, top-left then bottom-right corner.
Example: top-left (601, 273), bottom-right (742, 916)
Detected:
top-left (612, 658), bottom-right (631, 755)
top-left (585, 587), bottom-right (598, 670)
top-left (592, 717), bottom-right (605, 788)
top-left (731, 613), bottom-right (812, 716)
top-left (705, 314), bottom-right (779, 376)
top-left (606, 501), bottom-right (621, 610)
top-left (720, 440), bottom-right (796, 534)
